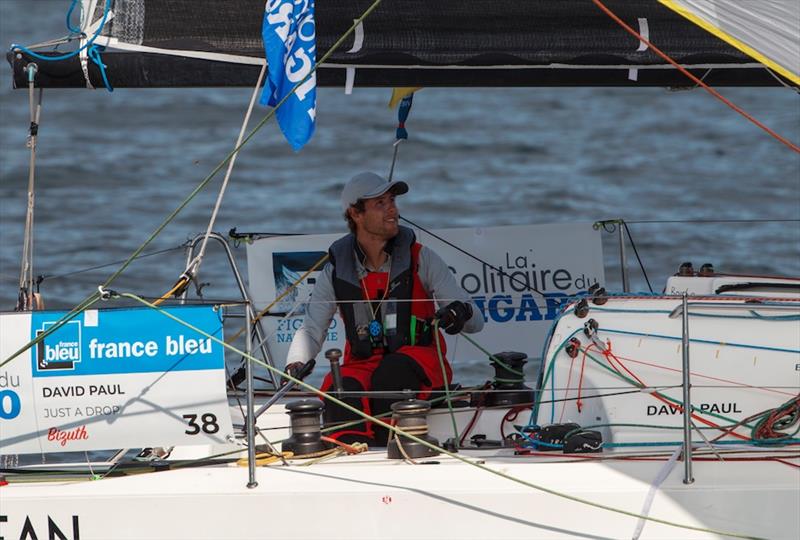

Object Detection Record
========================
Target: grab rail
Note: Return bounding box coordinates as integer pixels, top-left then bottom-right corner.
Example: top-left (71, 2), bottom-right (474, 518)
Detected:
top-left (181, 232), bottom-right (278, 388)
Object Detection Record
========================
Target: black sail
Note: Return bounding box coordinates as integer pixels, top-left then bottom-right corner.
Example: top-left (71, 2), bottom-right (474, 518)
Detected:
top-left (7, 0), bottom-right (791, 88)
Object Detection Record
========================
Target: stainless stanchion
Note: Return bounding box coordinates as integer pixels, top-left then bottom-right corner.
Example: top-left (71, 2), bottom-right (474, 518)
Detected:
top-left (681, 293), bottom-right (694, 484)
top-left (245, 304), bottom-right (258, 488)
top-left (619, 222), bottom-right (630, 293)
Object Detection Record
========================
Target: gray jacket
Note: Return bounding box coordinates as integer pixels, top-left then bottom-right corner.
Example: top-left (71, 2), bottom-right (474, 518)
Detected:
top-left (285, 242), bottom-right (484, 365)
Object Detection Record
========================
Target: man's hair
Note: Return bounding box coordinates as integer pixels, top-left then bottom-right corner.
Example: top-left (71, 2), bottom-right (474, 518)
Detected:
top-left (343, 199), bottom-right (366, 234)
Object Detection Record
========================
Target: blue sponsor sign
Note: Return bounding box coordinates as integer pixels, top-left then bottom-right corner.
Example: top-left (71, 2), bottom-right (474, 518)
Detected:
top-left (31, 306), bottom-right (224, 377)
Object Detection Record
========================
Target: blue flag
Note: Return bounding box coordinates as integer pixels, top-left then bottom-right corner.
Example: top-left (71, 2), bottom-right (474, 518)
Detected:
top-left (261, 0), bottom-right (317, 151)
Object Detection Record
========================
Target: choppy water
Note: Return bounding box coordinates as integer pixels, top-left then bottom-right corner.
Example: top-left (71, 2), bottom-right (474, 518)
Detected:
top-left (1, 0), bottom-right (799, 382)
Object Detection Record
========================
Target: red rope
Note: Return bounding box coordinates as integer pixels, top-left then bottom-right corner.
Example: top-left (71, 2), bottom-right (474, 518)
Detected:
top-left (559, 343), bottom-right (584, 422)
top-left (591, 0), bottom-right (800, 154)
top-left (576, 343), bottom-right (594, 414)
top-left (610, 353), bottom-right (796, 398)
top-left (599, 345), bottom-right (752, 441)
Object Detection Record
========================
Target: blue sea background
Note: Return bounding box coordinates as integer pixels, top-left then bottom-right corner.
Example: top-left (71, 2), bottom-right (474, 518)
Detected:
top-left (1, 0), bottom-right (799, 388)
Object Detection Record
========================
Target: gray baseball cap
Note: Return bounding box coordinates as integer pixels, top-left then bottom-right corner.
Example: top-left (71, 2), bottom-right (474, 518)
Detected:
top-left (340, 172), bottom-right (408, 211)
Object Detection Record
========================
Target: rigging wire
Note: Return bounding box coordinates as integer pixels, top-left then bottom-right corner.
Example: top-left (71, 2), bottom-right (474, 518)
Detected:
top-left (11, 0), bottom-right (113, 92)
top-left (1, 0), bottom-right (388, 368)
top-left (108, 292), bottom-right (768, 540)
top-left (400, 216), bottom-right (547, 297)
top-left (176, 64), bottom-right (268, 298)
top-left (621, 221), bottom-right (653, 293)
top-left (591, 0), bottom-right (800, 154)
top-left (37, 245), bottom-right (187, 282)
top-left (16, 65), bottom-right (43, 311)
top-left (625, 218), bottom-right (800, 224)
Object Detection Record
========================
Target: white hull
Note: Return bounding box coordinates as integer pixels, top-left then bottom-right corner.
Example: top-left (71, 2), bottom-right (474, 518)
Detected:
top-left (3, 290), bottom-right (798, 539)
top-left (3, 448), bottom-right (798, 540)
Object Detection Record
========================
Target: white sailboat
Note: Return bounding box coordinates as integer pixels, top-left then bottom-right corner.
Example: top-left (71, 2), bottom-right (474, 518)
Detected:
top-left (1, 1), bottom-right (798, 539)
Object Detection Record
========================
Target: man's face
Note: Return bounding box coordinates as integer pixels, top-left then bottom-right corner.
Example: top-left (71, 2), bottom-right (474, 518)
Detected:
top-left (352, 192), bottom-right (399, 240)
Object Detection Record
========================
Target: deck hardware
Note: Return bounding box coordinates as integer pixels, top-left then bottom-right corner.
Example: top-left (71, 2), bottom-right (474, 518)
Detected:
top-left (583, 318), bottom-right (599, 338)
top-left (387, 399), bottom-right (440, 460)
top-left (698, 263), bottom-right (715, 276)
top-left (486, 351), bottom-right (532, 407)
top-left (326, 348), bottom-right (344, 395)
top-left (574, 298), bottom-right (590, 318)
top-left (244, 305), bottom-right (257, 488)
top-left (588, 283), bottom-right (608, 305)
top-left (283, 400), bottom-right (328, 456)
top-left (565, 338), bottom-right (581, 359)
top-left (680, 293), bottom-right (695, 484)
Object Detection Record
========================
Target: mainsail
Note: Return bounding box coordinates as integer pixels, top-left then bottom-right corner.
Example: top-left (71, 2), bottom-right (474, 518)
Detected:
top-left (7, 0), bottom-right (795, 89)
top-left (659, 0), bottom-right (800, 85)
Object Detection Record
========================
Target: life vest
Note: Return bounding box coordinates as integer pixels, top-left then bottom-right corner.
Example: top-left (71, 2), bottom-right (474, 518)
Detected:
top-left (328, 226), bottom-right (441, 362)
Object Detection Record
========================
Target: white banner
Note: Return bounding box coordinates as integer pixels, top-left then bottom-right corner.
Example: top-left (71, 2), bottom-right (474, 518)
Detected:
top-left (0, 306), bottom-right (233, 454)
top-left (246, 223), bottom-right (604, 371)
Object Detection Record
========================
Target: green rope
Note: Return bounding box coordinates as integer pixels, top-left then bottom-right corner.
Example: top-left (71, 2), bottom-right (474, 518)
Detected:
top-left (0, 0), bottom-right (386, 369)
top-left (434, 319), bottom-right (460, 443)
top-left (531, 329), bottom-right (583, 422)
top-left (1, 293), bottom-right (102, 367)
top-left (117, 292), bottom-right (763, 539)
top-left (461, 333), bottom-right (525, 377)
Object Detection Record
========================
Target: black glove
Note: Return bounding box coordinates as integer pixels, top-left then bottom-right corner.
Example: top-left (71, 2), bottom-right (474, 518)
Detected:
top-left (434, 301), bottom-right (473, 335)
top-left (281, 360), bottom-right (314, 387)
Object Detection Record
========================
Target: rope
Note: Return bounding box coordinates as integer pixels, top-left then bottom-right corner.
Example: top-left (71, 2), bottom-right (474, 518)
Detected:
top-left (600, 328), bottom-right (800, 355)
top-left (182, 64), bottom-right (267, 286)
top-left (387, 424), bottom-right (430, 464)
top-left (591, 0), bottom-right (800, 154)
top-left (433, 319), bottom-right (460, 443)
top-left (0, 0), bottom-right (386, 368)
top-left (16, 65), bottom-right (43, 311)
top-left (226, 253), bottom-right (329, 344)
top-left (625, 218), bottom-right (800, 224)
top-left (10, 0), bottom-right (110, 62)
top-left (11, 0), bottom-right (113, 92)
top-left (38, 245), bottom-right (186, 281)
top-left (117, 292), bottom-right (764, 539)
top-left (236, 451), bottom-right (294, 467)
top-left (460, 334), bottom-right (525, 377)
top-left (621, 221), bottom-right (653, 293)
top-left (400, 216), bottom-right (546, 297)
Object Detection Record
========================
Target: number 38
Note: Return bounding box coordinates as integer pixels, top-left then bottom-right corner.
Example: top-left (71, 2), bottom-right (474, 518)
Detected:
top-left (183, 413), bottom-right (219, 435)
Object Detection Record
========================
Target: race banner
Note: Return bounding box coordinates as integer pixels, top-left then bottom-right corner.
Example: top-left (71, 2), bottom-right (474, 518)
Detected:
top-left (0, 306), bottom-right (233, 455)
top-left (246, 223), bottom-right (604, 375)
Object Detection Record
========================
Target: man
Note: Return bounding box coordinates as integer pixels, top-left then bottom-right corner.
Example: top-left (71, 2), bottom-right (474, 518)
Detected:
top-left (285, 171), bottom-right (483, 444)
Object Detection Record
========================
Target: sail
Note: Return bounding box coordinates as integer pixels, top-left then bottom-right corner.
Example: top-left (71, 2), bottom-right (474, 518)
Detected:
top-left (659, 0), bottom-right (800, 85)
top-left (7, 0), bottom-right (793, 89)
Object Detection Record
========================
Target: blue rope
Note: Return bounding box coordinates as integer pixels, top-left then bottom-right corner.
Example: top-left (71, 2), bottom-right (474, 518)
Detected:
top-left (88, 45), bottom-right (113, 92)
top-left (600, 328), bottom-right (800, 355)
top-left (11, 0), bottom-right (112, 91)
top-left (516, 428), bottom-right (800, 450)
top-left (66, 0), bottom-right (81, 34)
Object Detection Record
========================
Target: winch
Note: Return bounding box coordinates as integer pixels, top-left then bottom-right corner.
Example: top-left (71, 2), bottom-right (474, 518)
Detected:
top-left (282, 399), bottom-right (328, 456)
top-left (486, 351), bottom-right (534, 407)
top-left (387, 399), bottom-right (440, 460)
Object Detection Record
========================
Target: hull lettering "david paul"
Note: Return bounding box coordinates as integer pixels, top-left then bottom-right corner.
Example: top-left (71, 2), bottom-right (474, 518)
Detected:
top-left (42, 384), bottom-right (125, 398)
top-left (647, 402), bottom-right (742, 416)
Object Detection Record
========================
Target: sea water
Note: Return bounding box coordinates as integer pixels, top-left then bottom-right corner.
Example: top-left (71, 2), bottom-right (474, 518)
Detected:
top-left (1, 0), bottom-right (799, 387)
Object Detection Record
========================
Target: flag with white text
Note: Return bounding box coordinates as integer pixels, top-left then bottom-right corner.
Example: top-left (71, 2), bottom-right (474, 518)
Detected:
top-left (261, 0), bottom-right (317, 150)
